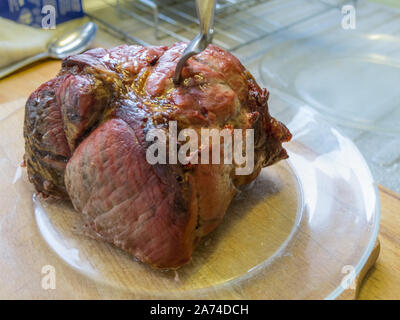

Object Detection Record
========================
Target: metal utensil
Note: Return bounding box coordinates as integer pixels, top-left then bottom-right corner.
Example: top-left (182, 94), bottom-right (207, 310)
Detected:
top-left (0, 22), bottom-right (98, 79)
top-left (173, 0), bottom-right (216, 84)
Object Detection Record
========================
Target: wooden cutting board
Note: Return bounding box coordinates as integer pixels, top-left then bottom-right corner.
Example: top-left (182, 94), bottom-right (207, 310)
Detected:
top-left (0, 60), bottom-right (399, 300)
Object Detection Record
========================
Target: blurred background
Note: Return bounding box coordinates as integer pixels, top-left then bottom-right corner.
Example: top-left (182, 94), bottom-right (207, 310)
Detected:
top-left (1, 0), bottom-right (400, 192)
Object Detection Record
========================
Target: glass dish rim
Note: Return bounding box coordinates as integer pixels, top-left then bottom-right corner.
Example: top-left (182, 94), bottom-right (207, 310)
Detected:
top-left (259, 31), bottom-right (400, 134)
top-left (0, 105), bottom-right (380, 299)
top-left (323, 142), bottom-right (381, 300)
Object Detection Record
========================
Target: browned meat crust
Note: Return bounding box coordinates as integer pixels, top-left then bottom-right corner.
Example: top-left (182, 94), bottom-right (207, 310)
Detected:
top-left (23, 43), bottom-right (291, 268)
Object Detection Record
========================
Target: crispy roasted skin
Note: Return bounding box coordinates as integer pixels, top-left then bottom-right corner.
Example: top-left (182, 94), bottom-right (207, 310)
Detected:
top-left (23, 43), bottom-right (291, 268)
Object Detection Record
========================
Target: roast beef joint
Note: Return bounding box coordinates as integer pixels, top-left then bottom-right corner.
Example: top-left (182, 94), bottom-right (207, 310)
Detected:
top-left (23, 43), bottom-right (291, 269)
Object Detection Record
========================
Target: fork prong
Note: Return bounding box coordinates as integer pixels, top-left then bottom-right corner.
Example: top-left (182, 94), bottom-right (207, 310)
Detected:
top-left (173, 33), bottom-right (207, 85)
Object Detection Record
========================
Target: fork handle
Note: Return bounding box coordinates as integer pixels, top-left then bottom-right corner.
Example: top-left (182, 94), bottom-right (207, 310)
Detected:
top-left (196, 0), bottom-right (216, 38)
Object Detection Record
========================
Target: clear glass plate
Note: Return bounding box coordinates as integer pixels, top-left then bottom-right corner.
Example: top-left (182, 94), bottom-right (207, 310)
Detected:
top-left (259, 10), bottom-right (400, 133)
top-left (0, 105), bottom-right (379, 299)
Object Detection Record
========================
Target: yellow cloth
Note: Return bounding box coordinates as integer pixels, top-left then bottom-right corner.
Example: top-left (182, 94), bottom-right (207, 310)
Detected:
top-left (0, 17), bottom-right (88, 69)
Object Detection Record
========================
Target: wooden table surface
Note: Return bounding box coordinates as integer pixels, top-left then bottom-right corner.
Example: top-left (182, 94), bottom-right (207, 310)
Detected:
top-left (0, 60), bottom-right (399, 300)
